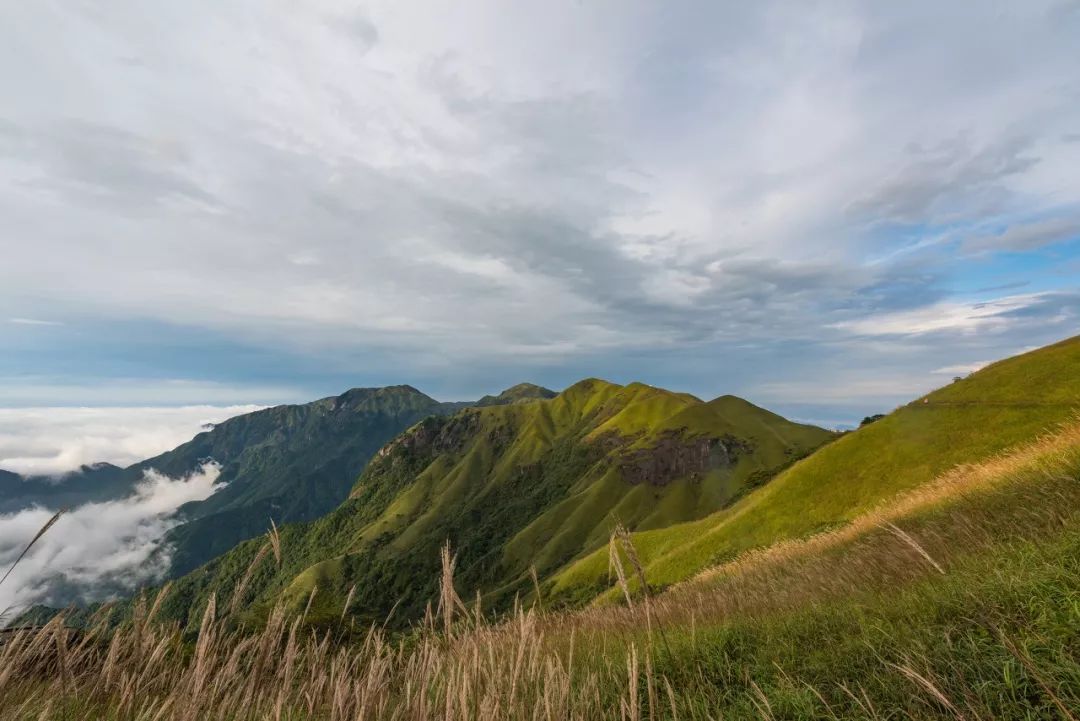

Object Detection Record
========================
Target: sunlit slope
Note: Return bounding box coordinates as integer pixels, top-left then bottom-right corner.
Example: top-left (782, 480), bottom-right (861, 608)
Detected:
top-left (157, 379), bottom-right (830, 627)
top-left (548, 335), bottom-right (1080, 605)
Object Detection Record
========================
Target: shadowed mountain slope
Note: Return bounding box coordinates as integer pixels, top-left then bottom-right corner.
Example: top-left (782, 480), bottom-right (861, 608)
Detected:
top-left (0, 386), bottom-right (463, 589)
top-left (0, 463), bottom-right (128, 515)
top-left (155, 385), bottom-right (463, 576)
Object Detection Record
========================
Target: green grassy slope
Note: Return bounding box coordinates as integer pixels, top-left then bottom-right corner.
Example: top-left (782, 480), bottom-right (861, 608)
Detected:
top-left (547, 334), bottom-right (1080, 605)
top-left (155, 379), bottom-right (831, 628)
top-left (657, 508), bottom-right (1080, 719)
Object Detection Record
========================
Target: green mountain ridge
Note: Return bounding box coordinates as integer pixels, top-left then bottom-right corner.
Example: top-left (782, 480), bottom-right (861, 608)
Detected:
top-left (149, 379), bottom-right (832, 627)
top-left (547, 334), bottom-right (1080, 604)
top-left (155, 385), bottom-right (463, 577)
top-left (3, 382), bottom-right (565, 599)
top-left (474, 382), bottom-right (557, 407)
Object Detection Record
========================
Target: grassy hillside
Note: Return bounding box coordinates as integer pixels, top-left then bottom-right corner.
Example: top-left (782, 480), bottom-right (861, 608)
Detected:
top-left (547, 335), bottom-right (1080, 604)
top-left (153, 379), bottom-right (831, 627)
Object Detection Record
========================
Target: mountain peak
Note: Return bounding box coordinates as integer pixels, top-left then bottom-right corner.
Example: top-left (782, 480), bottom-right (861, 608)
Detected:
top-left (475, 382), bottom-right (557, 407)
top-left (330, 384), bottom-right (440, 414)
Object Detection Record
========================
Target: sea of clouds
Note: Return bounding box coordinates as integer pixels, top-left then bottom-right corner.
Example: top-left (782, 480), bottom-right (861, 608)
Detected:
top-left (0, 405), bottom-right (262, 476)
top-left (0, 461), bottom-right (224, 617)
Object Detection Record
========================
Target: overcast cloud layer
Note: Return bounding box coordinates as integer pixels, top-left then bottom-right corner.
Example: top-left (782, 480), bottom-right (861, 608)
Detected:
top-left (1, 1), bottom-right (1079, 427)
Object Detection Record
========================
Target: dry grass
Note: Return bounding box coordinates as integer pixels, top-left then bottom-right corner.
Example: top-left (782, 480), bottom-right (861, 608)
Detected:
top-left (540, 419), bottom-right (1080, 640)
top-left (694, 418), bottom-right (1080, 585)
top-left (2, 421), bottom-right (1079, 719)
top-left (0, 558), bottom-right (647, 719)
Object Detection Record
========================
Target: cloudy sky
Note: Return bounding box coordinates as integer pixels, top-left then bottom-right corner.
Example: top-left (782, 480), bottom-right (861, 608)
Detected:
top-left (2, 0), bottom-right (1080, 456)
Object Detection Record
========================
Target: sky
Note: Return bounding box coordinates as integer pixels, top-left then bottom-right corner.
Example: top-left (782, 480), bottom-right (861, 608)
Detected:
top-left (2, 1), bottom-right (1080, 469)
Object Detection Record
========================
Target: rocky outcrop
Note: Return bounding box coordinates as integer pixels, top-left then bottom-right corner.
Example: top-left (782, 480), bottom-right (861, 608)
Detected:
top-left (375, 410), bottom-right (484, 462)
top-left (614, 431), bottom-right (751, 486)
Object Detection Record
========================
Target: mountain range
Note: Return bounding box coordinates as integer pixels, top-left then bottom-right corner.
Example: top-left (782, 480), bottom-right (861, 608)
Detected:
top-left (9, 335), bottom-right (1080, 720)
top-left (141, 380), bottom-right (832, 627)
top-left (546, 333), bottom-right (1080, 605)
top-left (10, 336), bottom-right (1080, 633)
top-left (2, 383), bottom-right (551, 588)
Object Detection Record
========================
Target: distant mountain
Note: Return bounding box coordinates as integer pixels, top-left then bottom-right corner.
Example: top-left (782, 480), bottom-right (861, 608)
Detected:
top-left (0, 463), bottom-right (128, 515)
top-left (474, 382), bottom-right (556, 407)
top-left (148, 385), bottom-right (464, 576)
top-left (1, 382), bottom-right (566, 589)
top-left (0, 385), bottom-right (468, 585)
top-left (150, 380), bottom-right (832, 628)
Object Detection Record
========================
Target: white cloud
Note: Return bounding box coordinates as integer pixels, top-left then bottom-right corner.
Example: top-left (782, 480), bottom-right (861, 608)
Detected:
top-left (0, 405), bottom-right (262, 475)
top-left (0, 462), bottom-right (223, 615)
top-left (8, 318), bottom-right (63, 326)
top-left (831, 293), bottom-right (1054, 337)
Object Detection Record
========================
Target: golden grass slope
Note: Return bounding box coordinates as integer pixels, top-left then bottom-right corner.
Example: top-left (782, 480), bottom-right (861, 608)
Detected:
top-left (547, 334), bottom-right (1080, 604)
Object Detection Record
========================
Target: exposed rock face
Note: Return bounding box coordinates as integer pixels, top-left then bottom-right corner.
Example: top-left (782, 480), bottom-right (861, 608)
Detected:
top-left (613, 431), bottom-right (751, 486)
top-left (375, 411), bottom-right (482, 462)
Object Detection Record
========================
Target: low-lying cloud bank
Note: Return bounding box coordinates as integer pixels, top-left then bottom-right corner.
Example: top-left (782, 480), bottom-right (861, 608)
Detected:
top-left (0, 462), bottom-right (223, 616)
top-left (0, 405), bottom-right (262, 476)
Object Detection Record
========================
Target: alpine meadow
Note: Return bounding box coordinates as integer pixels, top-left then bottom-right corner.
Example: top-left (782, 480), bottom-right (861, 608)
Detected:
top-left (2, 2), bottom-right (1080, 719)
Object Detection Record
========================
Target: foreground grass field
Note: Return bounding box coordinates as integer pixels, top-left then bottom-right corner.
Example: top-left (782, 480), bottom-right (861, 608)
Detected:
top-left (3, 407), bottom-right (1079, 719)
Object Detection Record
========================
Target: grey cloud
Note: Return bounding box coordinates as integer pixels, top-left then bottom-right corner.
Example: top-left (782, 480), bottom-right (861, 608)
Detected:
top-left (989, 290), bottom-right (1080, 322)
top-left (849, 135), bottom-right (1040, 224)
top-left (972, 281), bottom-right (1031, 294)
top-left (334, 10), bottom-right (378, 53)
top-left (961, 214), bottom-right (1080, 254)
top-left (4, 119), bottom-right (219, 211)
